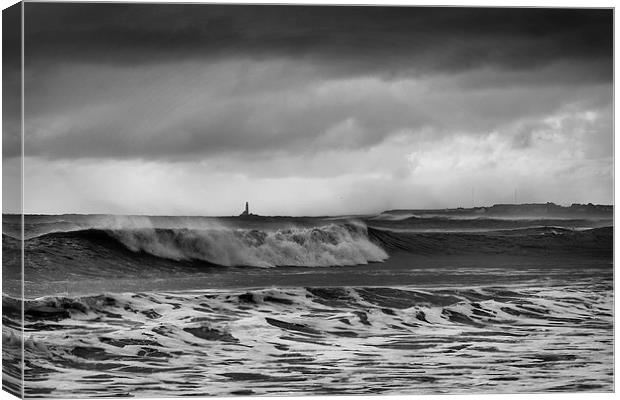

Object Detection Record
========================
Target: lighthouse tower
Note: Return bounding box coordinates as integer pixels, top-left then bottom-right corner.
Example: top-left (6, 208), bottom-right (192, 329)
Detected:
top-left (240, 201), bottom-right (249, 216)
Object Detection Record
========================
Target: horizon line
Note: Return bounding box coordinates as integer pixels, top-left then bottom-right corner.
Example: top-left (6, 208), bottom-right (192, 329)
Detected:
top-left (4, 201), bottom-right (614, 218)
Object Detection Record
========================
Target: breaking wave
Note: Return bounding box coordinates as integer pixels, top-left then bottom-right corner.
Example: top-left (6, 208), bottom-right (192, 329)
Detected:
top-left (32, 223), bottom-right (388, 268)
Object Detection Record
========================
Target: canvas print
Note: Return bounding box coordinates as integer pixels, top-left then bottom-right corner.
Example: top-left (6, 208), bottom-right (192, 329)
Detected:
top-left (2, 2), bottom-right (614, 398)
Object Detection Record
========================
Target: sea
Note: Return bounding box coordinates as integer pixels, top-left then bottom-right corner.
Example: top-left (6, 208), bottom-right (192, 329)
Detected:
top-left (2, 210), bottom-right (614, 397)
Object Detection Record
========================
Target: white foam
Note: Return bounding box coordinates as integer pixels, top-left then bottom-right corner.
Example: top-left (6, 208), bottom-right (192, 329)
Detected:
top-left (110, 223), bottom-right (388, 267)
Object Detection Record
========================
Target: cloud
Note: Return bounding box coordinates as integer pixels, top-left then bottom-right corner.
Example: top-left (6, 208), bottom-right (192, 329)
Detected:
top-left (23, 5), bottom-right (611, 75)
top-left (20, 57), bottom-right (612, 163)
top-left (10, 5), bottom-right (611, 162)
top-left (20, 100), bottom-right (612, 215)
top-left (7, 4), bottom-right (613, 214)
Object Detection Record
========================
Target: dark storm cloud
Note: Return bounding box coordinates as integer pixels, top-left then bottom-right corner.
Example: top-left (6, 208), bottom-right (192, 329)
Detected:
top-left (14, 4), bottom-right (613, 161)
top-left (21, 58), bottom-right (609, 161)
top-left (24, 4), bottom-right (612, 77)
top-left (12, 3), bottom-right (614, 215)
top-left (2, 3), bottom-right (22, 213)
top-left (3, 3), bottom-right (22, 158)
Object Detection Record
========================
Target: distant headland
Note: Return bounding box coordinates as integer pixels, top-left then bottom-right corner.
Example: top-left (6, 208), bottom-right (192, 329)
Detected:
top-left (381, 202), bottom-right (612, 219)
top-left (230, 201), bottom-right (612, 220)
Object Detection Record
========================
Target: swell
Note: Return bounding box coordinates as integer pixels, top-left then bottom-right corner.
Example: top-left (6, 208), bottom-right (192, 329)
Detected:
top-left (367, 226), bottom-right (613, 257)
top-left (20, 223), bottom-right (388, 269)
top-left (9, 224), bottom-right (613, 282)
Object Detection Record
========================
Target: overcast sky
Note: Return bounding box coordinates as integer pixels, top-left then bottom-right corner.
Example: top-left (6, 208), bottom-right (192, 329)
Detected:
top-left (3, 4), bottom-right (613, 215)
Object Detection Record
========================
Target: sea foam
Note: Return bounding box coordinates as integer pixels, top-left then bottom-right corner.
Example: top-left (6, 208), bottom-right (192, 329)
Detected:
top-left (109, 223), bottom-right (388, 267)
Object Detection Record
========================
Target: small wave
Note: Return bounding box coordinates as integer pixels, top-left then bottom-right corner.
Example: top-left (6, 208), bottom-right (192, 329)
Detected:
top-left (8, 284), bottom-right (611, 328)
top-left (5, 281), bottom-right (613, 397)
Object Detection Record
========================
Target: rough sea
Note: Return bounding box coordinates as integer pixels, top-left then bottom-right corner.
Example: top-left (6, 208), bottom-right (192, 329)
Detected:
top-left (2, 211), bottom-right (613, 397)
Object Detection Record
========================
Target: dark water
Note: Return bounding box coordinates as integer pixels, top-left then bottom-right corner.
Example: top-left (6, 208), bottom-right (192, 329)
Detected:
top-left (2, 213), bottom-right (614, 397)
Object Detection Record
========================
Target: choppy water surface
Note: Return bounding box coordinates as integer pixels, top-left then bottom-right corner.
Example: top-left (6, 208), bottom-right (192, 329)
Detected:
top-left (4, 278), bottom-right (612, 398)
top-left (2, 213), bottom-right (613, 397)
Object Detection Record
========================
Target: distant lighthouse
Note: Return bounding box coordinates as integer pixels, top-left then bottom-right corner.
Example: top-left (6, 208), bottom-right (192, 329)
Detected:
top-left (240, 201), bottom-right (249, 216)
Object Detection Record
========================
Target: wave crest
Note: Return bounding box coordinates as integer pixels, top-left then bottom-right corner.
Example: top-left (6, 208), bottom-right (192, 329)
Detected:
top-left (109, 223), bottom-right (388, 268)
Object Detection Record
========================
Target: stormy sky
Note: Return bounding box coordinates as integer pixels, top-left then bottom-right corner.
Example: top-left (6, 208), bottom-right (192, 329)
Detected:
top-left (4, 3), bottom-right (613, 215)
